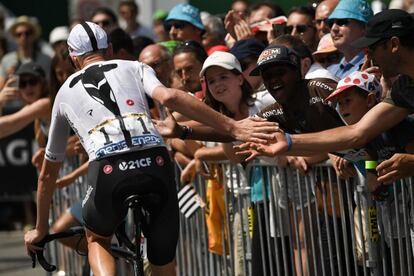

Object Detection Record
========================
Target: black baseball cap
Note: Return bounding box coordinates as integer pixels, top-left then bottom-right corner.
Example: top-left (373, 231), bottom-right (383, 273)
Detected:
top-left (250, 44), bottom-right (300, 76)
top-left (15, 62), bottom-right (45, 78)
top-left (352, 9), bottom-right (414, 48)
top-left (230, 38), bottom-right (266, 62)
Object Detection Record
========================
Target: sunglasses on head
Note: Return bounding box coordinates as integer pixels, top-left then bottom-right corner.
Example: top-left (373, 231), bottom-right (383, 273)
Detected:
top-left (19, 77), bottom-right (40, 89)
top-left (326, 19), bottom-right (350, 28)
top-left (15, 30), bottom-right (33, 38)
top-left (165, 21), bottom-right (189, 31)
top-left (284, 24), bottom-right (312, 34)
top-left (93, 19), bottom-right (112, 28)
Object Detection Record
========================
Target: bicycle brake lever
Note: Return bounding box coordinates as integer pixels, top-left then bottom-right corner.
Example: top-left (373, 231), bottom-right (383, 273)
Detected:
top-left (30, 252), bottom-right (36, 268)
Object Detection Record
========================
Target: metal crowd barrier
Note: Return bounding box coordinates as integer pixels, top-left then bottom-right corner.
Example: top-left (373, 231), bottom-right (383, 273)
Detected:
top-left (176, 159), bottom-right (414, 276)
top-left (47, 155), bottom-right (88, 276)
top-left (44, 155), bottom-right (414, 276)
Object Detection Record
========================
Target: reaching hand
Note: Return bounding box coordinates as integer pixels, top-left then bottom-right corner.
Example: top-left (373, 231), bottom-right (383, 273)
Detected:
top-left (234, 138), bottom-right (288, 161)
top-left (231, 117), bottom-right (280, 143)
top-left (224, 10), bottom-right (241, 41)
top-left (234, 19), bottom-right (254, 40)
top-left (0, 77), bottom-right (20, 107)
top-left (287, 156), bottom-right (309, 175)
top-left (32, 148), bottom-right (45, 171)
top-left (376, 153), bottom-right (414, 183)
top-left (328, 154), bottom-right (356, 179)
top-left (153, 110), bottom-right (182, 138)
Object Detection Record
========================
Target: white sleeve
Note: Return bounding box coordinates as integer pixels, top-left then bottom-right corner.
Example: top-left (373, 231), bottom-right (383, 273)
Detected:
top-left (45, 101), bottom-right (71, 162)
top-left (139, 63), bottom-right (164, 97)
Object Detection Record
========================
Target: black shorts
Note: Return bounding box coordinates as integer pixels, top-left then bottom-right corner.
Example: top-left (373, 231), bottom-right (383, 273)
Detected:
top-left (82, 146), bottom-right (179, 265)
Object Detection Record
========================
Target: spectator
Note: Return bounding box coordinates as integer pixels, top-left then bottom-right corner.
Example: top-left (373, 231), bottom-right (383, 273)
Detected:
top-left (139, 44), bottom-right (172, 87)
top-left (312, 33), bottom-right (342, 69)
top-left (0, 16), bottom-right (51, 88)
top-left (48, 26), bottom-right (69, 55)
top-left (172, 40), bottom-right (207, 94)
top-left (108, 28), bottom-right (134, 60)
top-left (153, 9), bottom-right (169, 42)
top-left (314, 0), bottom-right (339, 39)
top-left (326, 0), bottom-right (373, 79)
top-left (118, 0), bottom-right (156, 40)
top-left (201, 14), bottom-right (227, 53)
top-left (231, 0), bottom-right (249, 17)
top-left (286, 6), bottom-right (318, 52)
top-left (132, 36), bottom-right (154, 57)
top-left (248, 2), bottom-right (285, 25)
top-left (164, 3), bottom-right (205, 43)
top-left (230, 38), bottom-right (266, 91)
top-left (91, 7), bottom-right (118, 35)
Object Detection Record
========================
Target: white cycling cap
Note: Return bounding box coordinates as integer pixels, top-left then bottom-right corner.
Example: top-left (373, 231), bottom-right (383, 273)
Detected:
top-left (67, 21), bottom-right (108, 57)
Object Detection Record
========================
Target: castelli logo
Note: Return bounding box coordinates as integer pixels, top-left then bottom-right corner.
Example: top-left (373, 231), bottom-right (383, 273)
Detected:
top-left (103, 165), bottom-right (113, 174)
top-left (156, 156), bottom-right (164, 166)
top-left (126, 99), bottom-right (134, 106)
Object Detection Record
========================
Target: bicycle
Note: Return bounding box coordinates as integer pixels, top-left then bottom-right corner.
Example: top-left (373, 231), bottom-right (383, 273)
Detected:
top-left (31, 192), bottom-right (163, 276)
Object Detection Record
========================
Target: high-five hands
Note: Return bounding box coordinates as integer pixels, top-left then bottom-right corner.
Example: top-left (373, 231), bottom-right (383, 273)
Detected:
top-left (234, 130), bottom-right (288, 161)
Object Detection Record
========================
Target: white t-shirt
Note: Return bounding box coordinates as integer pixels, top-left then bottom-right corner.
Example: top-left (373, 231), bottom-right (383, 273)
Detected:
top-left (45, 59), bottom-right (165, 162)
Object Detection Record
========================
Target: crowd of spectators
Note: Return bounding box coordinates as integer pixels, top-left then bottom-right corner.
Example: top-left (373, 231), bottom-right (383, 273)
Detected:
top-left (1, 0), bottom-right (414, 274)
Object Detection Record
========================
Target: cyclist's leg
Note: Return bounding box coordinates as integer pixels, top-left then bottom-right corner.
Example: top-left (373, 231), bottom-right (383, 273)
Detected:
top-left (85, 228), bottom-right (116, 276)
top-left (150, 261), bottom-right (176, 276)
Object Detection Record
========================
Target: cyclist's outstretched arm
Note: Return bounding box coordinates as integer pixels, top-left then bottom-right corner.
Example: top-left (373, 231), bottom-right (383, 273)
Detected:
top-left (152, 86), bottom-right (278, 142)
top-left (25, 160), bottom-right (62, 255)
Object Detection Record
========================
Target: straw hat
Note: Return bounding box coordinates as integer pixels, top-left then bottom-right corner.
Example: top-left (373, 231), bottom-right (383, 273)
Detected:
top-left (9, 15), bottom-right (41, 39)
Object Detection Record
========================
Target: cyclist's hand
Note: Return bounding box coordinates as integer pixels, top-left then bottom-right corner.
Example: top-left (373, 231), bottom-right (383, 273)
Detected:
top-left (24, 229), bottom-right (45, 256)
top-left (31, 148), bottom-right (45, 171)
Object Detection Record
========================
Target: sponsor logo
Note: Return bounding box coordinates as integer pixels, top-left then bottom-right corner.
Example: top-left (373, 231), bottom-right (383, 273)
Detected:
top-left (82, 185), bottom-right (94, 207)
top-left (118, 158), bottom-right (152, 170)
top-left (95, 135), bottom-right (161, 158)
top-left (156, 156), bottom-right (164, 166)
top-left (126, 99), bottom-right (135, 106)
top-left (103, 164), bottom-right (113, 174)
top-left (87, 109), bottom-right (93, 116)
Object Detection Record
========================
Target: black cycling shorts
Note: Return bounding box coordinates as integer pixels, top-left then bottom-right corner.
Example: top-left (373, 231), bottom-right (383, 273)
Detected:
top-left (82, 146), bottom-right (179, 265)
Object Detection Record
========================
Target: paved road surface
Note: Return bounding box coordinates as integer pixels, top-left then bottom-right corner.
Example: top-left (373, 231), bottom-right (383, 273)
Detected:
top-left (0, 231), bottom-right (44, 276)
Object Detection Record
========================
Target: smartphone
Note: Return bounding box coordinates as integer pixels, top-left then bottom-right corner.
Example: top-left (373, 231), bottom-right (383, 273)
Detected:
top-left (272, 22), bottom-right (286, 38)
top-left (10, 74), bottom-right (19, 88)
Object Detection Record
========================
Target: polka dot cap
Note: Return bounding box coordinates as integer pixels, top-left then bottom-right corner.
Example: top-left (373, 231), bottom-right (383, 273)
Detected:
top-left (325, 71), bottom-right (382, 102)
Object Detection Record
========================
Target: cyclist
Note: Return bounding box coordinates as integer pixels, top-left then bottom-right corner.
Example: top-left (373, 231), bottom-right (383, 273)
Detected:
top-left (24, 22), bottom-right (277, 276)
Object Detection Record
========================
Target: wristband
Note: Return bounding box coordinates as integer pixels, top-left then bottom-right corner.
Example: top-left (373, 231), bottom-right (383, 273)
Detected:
top-left (179, 125), bottom-right (193, 140)
top-left (285, 132), bottom-right (292, 152)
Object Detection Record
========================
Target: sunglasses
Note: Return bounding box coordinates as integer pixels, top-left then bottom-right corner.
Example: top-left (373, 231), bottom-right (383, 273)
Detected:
top-left (165, 21), bottom-right (189, 31)
top-left (315, 53), bottom-right (341, 65)
top-left (93, 19), bottom-right (112, 28)
top-left (284, 24), bottom-right (312, 34)
top-left (15, 30), bottom-right (33, 38)
top-left (19, 77), bottom-right (40, 89)
top-left (326, 19), bottom-right (350, 28)
top-left (315, 19), bottom-right (326, 26)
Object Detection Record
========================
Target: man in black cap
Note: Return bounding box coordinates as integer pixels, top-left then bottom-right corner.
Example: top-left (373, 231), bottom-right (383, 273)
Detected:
top-left (237, 9), bottom-right (414, 183)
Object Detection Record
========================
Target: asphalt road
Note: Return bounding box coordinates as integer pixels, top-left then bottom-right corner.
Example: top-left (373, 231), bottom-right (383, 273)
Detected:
top-left (0, 231), bottom-right (44, 276)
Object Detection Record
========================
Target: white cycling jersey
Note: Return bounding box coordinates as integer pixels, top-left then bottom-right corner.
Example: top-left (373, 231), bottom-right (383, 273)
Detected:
top-left (45, 59), bottom-right (166, 162)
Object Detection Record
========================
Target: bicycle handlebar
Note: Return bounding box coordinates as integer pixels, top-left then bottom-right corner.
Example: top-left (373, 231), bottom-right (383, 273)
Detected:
top-left (31, 226), bottom-right (85, 272)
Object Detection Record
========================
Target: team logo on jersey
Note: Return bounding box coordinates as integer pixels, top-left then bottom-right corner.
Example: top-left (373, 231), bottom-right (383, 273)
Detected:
top-left (87, 109), bottom-right (93, 116)
top-left (119, 161), bottom-right (128, 171)
top-left (156, 156), bottom-right (164, 166)
top-left (126, 99), bottom-right (134, 106)
top-left (103, 165), bottom-right (113, 174)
